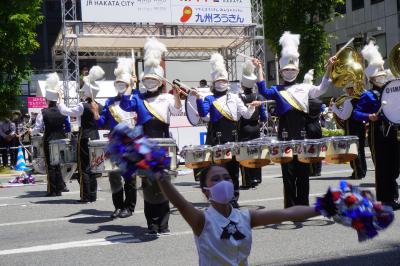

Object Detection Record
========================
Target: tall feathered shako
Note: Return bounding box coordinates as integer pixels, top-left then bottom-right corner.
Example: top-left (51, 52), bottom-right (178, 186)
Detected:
top-left (362, 41), bottom-right (385, 80)
top-left (210, 53), bottom-right (228, 82)
top-left (142, 37), bottom-right (167, 81)
top-left (241, 59), bottom-right (257, 88)
top-left (81, 65), bottom-right (105, 98)
top-left (45, 72), bottom-right (60, 102)
top-left (279, 31), bottom-right (300, 70)
top-left (114, 57), bottom-right (134, 85)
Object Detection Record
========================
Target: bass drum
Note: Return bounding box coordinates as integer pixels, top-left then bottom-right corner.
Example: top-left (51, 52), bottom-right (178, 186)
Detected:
top-left (185, 89), bottom-right (212, 126)
top-left (381, 79), bottom-right (400, 125)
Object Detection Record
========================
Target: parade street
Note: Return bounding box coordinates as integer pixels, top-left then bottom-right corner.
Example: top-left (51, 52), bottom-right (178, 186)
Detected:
top-left (0, 153), bottom-right (399, 266)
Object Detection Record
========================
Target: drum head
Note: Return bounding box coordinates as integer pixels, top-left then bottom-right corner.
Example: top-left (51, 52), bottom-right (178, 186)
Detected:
top-left (185, 91), bottom-right (212, 126)
top-left (382, 79), bottom-right (400, 125)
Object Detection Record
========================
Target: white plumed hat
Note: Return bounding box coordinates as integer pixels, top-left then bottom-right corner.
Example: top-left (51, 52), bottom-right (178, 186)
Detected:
top-left (362, 41), bottom-right (386, 79)
top-left (114, 57), bottom-right (134, 85)
top-left (241, 59), bottom-right (257, 88)
top-left (81, 65), bottom-right (105, 98)
top-left (142, 37), bottom-right (167, 81)
top-left (210, 53), bottom-right (228, 82)
top-left (303, 69), bottom-right (314, 85)
top-left (45, 72), bottom-right (60, 102)
top-left (279, 31), bottom-right (300, 70)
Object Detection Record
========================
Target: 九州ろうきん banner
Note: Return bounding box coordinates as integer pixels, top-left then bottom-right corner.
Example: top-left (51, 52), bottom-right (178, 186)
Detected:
top-left (80, 0), bottom-right (252, 25)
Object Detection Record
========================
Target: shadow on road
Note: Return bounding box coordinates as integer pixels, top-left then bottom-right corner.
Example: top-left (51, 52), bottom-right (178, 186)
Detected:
top-left (310, 176), bottom-right (351, 181)
top-left (285, 243), bottom-right (400, 266)
top-left (66, 208), bottom-right (113, 224)
top-left (16, 190), bottom-right (48, 198)
top-left (33, 199), bottom-right (79, 204)
top-left (254, 219), bottom-right (334, 231)
top-left (88, 225), bottom-right (157, 243)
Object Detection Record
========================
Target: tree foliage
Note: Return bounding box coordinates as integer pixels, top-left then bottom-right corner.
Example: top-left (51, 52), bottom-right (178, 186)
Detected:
top-left (0, 0), bottom-right (43, 119)
top-left (263, 0), bottom-right (344, 81)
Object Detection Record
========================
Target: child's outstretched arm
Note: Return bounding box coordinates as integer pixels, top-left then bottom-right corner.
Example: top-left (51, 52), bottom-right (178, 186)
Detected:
top-left (156, 173), bottom-right (205, 236)
top-left (250, 206), bottom-right (319, 228)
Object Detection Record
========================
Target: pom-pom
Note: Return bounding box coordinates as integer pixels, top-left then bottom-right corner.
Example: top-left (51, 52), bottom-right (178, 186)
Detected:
top-left (106, 124), bottom-right (172, 182)
top-left (88, 66), bottom-right (105, 83)
top-left (315, 181), bottom-right (394, 242)
top-left (45, 73), bottom-right (60, 90)
top-left (303, 69), bottom-right (314, 85)
top-left (242, 59), bottom-right (255, 76)
top-left (144, 37), bottom-right (167, 68)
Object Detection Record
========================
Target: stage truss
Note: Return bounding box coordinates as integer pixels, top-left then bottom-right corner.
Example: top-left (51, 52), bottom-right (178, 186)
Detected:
top-left (53, 0), bottom-right (266, 107)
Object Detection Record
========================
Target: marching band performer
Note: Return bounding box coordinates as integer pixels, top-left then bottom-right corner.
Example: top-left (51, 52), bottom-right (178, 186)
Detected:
top-left (58, 65), bottom-right (105, 203)
top-left (331, 82), bottom-right (367, 179)
top-left (352, 41), bottom-right (400, 209)
top-left (238, 59), bottom-right (267, 188)
top-left (92, 58), bottom-right (137, 219)
top-left (303, 70), bottom-right (323, 177)
top-left (255, 31), bottom-right (335, 208)
top-left (120, 37), bottom-right (183, 234)
top-left (31, 73), bottom-right (71, 196)
top-left (194, 53), bottom-right (260, 207)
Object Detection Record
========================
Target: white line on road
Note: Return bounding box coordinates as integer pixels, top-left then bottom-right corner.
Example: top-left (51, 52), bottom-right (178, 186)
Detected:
top-left (0, 231), bottom-right (193, 256)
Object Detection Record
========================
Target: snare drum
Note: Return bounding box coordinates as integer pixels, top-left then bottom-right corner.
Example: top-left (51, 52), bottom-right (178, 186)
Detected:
top-left (150, 138), bottom-right (178, 171)
top-left (297, 139), bottom-right (327, 164)
top-left (268, 141), bottom-right (293, 164)
top-left (49, 139), bottom-right (77, 165)
top-left (212, 143), bottom-right (236, 165)
top-left (31, 135), bottom-right (44, 159)
top-left (89, 139), bottom-right (118, 173)
top-left (236, 141), bottom-right (270, 168)
top-left (182, 145), bottom-right (212, 169)
top-left (325, 136), bottom-right (358, 164)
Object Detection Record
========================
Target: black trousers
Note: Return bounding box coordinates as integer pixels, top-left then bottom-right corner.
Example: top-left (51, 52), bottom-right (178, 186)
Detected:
top-left (368, 121), bottom-right (399, 203)
top-left (281, 156), bottom-right (310, 208)
top-left (43, 141), bottom-right (63, 194)
top-left (78, 137), bottom-right (97, 202)
top-left (240, 166), bottom-right (261, 187)
top-left (142, 178), bottom-right (170, 231)
top-left (346, 120), bottom-right (367, 179)
top-left (109, 171), bottom-right (137, 211)
top-left (0, 138), bottom-right (17, 167)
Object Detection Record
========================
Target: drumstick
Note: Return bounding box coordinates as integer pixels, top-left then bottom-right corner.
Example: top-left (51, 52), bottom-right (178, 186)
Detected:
top-left (154, 74), bottom-right (190, 96)
top-left (334, 37), bottom-right (355, 57)
top-left (376, 100), bottom-right (387, 115)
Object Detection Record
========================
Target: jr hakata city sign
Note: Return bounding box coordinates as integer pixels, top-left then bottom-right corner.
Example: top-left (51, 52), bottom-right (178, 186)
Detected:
top-left (81, 0), bottom-right (252, 25)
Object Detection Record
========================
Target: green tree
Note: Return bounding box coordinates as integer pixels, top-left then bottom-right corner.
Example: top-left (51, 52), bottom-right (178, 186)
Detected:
top-left (263, 0), bottom-right (344, 80)
top-left (0, 0), bottom-right (43, 119)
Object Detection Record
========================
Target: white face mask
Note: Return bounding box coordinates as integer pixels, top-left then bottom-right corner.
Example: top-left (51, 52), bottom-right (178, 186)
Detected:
top-left (214, 81), bottom-right (229, 92)
top-left (204, 180), bottom-right (234, 204)
top-left (143, 79), bottom-right (160, 92)
top-left (115, 83), bottom-right (127, 93)
top-left (281, 69), bottom-right (299, 82)
top-left (372, 76), bottom-right (387, 87)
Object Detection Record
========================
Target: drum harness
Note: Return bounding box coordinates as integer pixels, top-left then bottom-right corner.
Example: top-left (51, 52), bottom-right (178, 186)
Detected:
top-left (372, 89), bottom-right (399, 138)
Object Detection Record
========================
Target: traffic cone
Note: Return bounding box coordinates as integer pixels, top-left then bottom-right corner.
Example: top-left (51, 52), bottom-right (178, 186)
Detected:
top-left (15, 146), bottom-right (29, 171)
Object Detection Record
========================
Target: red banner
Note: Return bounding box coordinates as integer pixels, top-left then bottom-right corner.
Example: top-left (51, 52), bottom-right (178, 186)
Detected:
top-left (27, 97), bottom-right (47, 109)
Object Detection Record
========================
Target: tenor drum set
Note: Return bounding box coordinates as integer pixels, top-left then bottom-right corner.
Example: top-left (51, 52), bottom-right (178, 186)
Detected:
top-left (182, 136), bottom-right (359, 169)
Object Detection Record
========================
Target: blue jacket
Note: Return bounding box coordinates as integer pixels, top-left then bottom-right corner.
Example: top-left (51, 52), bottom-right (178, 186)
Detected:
top-left (352, 90), bottom-right (381, 123)
top-left (196, 94), bottom-right (225, 123)
top-left (257, 80), bottom-right (293, 116)
top-left (97, 96), bottom-right (121, 131)
top-left (119, 94), bottom-right (153, 125)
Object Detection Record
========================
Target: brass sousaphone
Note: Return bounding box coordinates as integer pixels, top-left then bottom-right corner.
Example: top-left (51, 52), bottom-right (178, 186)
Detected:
top-left (330, 46), bottom-right (365, 129)
top-left (388, 42), bottom-right (400, 78)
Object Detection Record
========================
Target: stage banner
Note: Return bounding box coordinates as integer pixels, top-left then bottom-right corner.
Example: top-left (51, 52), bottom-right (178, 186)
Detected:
top-left (80, 0), bottom-right (252, 25)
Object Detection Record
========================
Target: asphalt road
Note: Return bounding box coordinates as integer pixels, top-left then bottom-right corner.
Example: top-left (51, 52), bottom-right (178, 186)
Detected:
top-left (0, 153), bottom-right (400, 266)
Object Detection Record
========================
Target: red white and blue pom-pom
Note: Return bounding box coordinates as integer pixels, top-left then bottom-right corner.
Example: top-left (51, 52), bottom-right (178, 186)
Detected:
top-left (106, 124), bottom-right (171, 181)
top-left (315, 180), bottom-right (394, 242)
